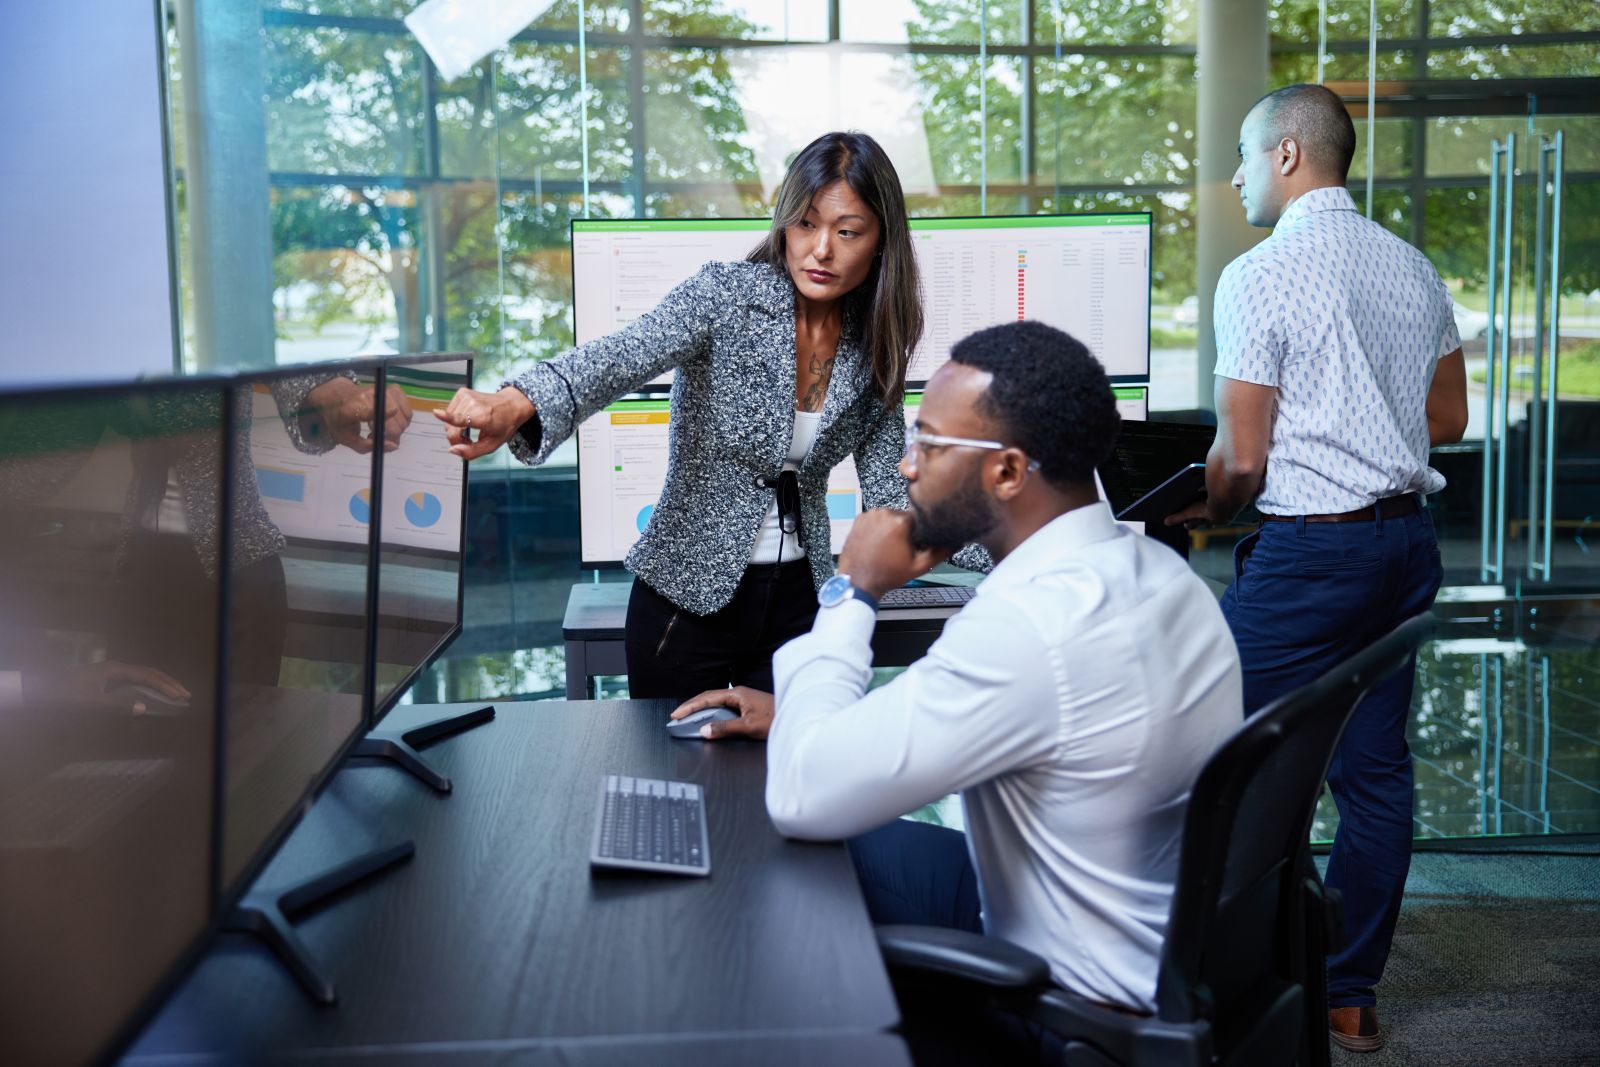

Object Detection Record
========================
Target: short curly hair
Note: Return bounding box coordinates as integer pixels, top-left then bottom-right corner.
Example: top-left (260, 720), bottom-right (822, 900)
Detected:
top-left (948, 321), bottom-right (1120, 488)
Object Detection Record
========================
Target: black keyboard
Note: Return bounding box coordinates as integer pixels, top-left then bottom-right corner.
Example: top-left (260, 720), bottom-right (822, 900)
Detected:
top-left (590, 775), bottom-right (710, 877)
top-left (878, 584), bottom-right (975, 610)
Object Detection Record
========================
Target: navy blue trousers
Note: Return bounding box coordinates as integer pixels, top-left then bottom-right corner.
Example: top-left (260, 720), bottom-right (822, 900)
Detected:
top-left (1220, 507), bottom-right (1442, 1008)
top-left (848, 820), bottom-right (984, 934)
top-left (850, 821), bottom-right (1066, 1065)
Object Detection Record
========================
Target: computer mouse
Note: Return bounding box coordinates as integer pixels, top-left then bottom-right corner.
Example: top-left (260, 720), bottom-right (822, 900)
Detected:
top-left (108, 683), bottom-right (191, 713)
top-left (665, 706), bottom-right (739, 739)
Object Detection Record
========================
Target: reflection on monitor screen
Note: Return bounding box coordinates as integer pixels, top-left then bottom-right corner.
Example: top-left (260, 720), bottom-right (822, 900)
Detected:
top-left (0, 383), bottom-right (221, 1066)
top-left (221, 371), bottom-right (376, 893)
top-left (372, 357), bottom-right (469, 718)
top-left (571, 214), bottom-right (1152, 384)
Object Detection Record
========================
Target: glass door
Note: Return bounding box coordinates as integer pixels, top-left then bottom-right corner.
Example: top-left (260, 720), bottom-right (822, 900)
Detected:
top-left (1421, 112), bottom-right (1600, 841)
top-left (1476, 120), bottom-right (1600, 609)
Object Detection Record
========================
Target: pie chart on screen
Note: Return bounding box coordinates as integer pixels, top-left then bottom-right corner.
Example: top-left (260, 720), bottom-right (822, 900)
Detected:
top-left (404, 491), bottom-right (443, 528)
top-left (349, 488), bottom-right (371, 524)
top-left (636, 504), bottom-right (654, 533)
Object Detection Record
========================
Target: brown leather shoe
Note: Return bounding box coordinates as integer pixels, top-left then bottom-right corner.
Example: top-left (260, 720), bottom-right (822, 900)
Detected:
top-left (1328, 1006), bottom-right (1384, 1052)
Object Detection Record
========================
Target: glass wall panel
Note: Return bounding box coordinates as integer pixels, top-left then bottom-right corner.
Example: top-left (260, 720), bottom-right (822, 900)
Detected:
top-left (1428, 1), bottom-right (1600, 38)
top-left (840, 0), bottom-right (948, 44)
top-left (270, 1), bottom-right (416, 17)
top-left (1426, 43), bottom-right (1600, 79)
top-left (642, 47), bottom-right (763, 193)
top-left (644, 0), bottom-right (829, 41)
top-left (1032, 55), bottom-right (1197, 188)
top-left (497, 42), bottom-right (632, 184)
top-left (1348, 117), bottom-right (1414, 180)
top-left (1270, 0), bottom-right (1417, 44)
top-left (1428, 115), bottom-right (1600, 178)
top-left (541, 0), bottom-right (633, 33)
top-left (1035, 0), bottom-right (1197, 47)
top-left (1270, 45), bottom-right (1416, 84)
top-left (268, 182), bottom-right (419, 363)
top-left (263, 26), bottom-right (427, 177)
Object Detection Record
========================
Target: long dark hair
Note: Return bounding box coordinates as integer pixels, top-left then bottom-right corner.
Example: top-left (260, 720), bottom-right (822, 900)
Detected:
top-left (747, 131), bottom-right (922, 406)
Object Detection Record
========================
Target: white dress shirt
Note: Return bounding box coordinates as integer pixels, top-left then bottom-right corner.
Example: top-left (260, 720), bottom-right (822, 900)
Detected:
top-left (767, 504), bottom-right (1242, 1012)
top-left (1213, 186), bottom-right (1461, 515)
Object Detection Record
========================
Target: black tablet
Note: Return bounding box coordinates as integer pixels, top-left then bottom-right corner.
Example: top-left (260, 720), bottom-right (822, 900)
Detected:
top-left (1115, 462), bottom-right (1207, 524)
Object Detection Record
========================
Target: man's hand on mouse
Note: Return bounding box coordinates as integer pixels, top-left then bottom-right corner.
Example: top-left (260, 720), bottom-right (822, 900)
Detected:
top-left (837, 508), bottom-right (953, 599)
top-left (670, 686), bottom-right (774, 741)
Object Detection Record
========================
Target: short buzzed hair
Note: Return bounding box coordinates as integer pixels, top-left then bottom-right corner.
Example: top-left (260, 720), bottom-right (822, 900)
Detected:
top-left (948, 321), bottom-right (1119, 487)
top-left (1249, 84), bottom-right (1356, 181)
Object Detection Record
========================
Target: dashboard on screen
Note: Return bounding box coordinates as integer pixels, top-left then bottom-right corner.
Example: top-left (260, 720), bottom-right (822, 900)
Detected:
top-left (571, 213), bottom-right (1152, 385)
top-left (577, 386), bottom-right (1148, 568)
top-left (370, 356), bottom-right (470, 722)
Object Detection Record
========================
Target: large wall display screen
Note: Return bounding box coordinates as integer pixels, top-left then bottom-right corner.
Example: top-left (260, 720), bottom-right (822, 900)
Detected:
top-left (571, 213), bottom-right (1152, 384)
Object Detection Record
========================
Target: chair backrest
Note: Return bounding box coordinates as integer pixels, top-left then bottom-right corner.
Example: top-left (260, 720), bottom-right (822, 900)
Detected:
top-left (1152, 613), bottom-right (1435, 1027)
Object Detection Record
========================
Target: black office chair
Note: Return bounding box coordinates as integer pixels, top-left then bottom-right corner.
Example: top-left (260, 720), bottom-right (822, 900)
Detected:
top-left (875, 613), bottom-right (1436, 1067)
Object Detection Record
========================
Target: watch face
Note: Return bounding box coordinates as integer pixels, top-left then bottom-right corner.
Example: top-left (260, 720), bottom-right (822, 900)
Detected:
top-left (818, 574), bottom-right (852, 607)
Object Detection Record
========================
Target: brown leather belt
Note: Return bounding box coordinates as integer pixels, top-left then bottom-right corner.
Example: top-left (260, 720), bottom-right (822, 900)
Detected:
top-left (1259, 493), bottom-right (1421, 524)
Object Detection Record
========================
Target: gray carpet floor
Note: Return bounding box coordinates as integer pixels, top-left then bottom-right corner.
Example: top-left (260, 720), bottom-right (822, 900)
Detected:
top-left (1324, 845), bottom-right (1600, 1066)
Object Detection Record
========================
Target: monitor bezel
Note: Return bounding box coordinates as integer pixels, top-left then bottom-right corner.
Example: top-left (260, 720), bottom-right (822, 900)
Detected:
top-left (211, 357), bottom-right (393, 919)
top-left (568, 209), bottom-right (1156, 386)
top-left (365, 353), bottom-right (473, 730)
top-left (0, 372), bottom-right (237, 1067)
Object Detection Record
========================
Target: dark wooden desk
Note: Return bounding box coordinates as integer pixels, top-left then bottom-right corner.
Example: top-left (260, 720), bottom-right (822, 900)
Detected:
top-left (139, 1033), bottom-right (911, 1065)
top-left (123, 700), bottom-right (904, 1064)
top-left (562, 579), bottom-right (970, 698)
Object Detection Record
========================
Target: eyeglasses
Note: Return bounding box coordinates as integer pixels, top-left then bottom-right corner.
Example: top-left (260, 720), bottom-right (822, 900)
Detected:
top-left (903, 426), bottom-right (1042, 472)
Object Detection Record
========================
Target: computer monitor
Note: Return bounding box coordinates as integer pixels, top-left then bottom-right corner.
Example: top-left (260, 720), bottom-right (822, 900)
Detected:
top-left (1114, 386), bottom-right (1149, 424)
top-left (571, 212), bottom-right (1153, 384)
top-left (1096, 418), bottom-right (1218, 525)
top-left (218, 364), bottom-right (382, 899)
top-left (369, 355), bottom-right (471, 721)
top-left (578, 385), bottom-right (1151, 568)
top-left (576, 391), bottom-right (918, 568)
top-left (0, 378), bottom-right (227, 1066)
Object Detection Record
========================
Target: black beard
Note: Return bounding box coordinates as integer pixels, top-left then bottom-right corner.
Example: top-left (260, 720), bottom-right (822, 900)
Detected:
top-left (908, 473), bottom-right (997, 551)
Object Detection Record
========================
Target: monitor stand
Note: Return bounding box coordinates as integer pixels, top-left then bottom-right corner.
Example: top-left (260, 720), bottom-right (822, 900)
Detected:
top-left (223, 840), bottom-right (414, 1005)
top-left (351, 704), bottom-right (496, 793)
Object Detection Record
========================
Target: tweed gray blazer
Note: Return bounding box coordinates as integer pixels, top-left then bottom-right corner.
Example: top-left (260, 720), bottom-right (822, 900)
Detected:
top-left (507, 260), bottom-right (914, 616)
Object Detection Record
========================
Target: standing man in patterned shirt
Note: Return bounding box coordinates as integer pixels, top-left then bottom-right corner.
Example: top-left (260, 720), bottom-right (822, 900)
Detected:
top-left (1167, 84), bottom-right (1468, 1052)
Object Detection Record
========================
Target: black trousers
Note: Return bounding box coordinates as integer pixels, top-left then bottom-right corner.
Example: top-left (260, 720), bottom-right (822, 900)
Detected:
top-left (623, 559), bottom-right (818, 701)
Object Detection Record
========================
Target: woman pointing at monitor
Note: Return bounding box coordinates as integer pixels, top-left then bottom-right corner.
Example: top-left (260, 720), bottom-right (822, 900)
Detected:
top-left (435, 131), bottom-right (926, 699)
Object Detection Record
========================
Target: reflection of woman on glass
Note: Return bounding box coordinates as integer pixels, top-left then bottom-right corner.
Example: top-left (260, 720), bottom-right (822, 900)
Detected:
top-left (437, 132), bottom-right (927, 698)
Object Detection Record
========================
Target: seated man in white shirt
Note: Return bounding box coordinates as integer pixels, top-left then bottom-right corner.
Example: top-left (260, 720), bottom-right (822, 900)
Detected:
top-left (756, 320), bottom-right (1243, 1029)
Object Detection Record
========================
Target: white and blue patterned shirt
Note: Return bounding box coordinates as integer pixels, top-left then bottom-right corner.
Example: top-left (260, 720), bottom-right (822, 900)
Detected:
top-left (1213, 186), bottom-right (1460, 515)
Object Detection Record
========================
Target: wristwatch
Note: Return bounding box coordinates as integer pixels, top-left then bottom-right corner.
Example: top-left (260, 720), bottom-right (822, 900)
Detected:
top-left (818, 573), bottom-right (879, 612)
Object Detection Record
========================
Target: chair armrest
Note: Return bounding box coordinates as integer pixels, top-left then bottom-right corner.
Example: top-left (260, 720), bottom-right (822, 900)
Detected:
top-left (875, 925), bottom-right (1052, 989)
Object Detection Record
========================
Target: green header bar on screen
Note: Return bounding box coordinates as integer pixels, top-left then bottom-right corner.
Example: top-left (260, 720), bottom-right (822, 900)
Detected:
top-left (575, 220), bottom-right (769, 234)
top-left (1113, 387), bottom-right (1147, 400)
top-left (604, 398), bottom-right (673, 413)
top-left (574, 214), bottom-right (1149, 235)
top-left (911, 214), bottom-right (1148, 231)
top-left (605, 391), bottom-right (921, 414)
